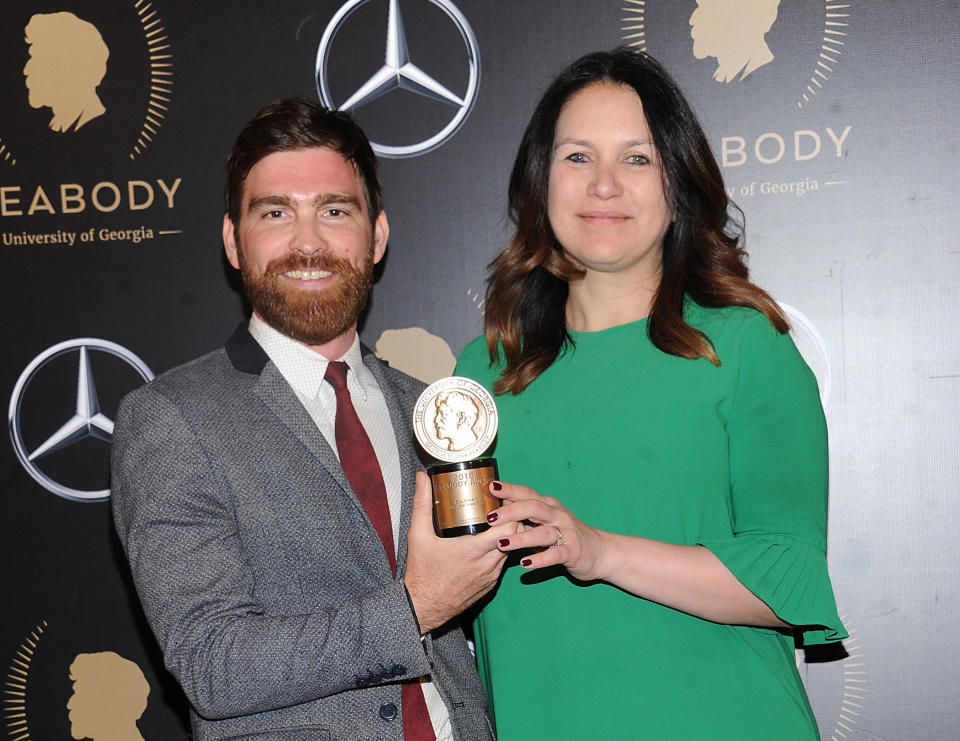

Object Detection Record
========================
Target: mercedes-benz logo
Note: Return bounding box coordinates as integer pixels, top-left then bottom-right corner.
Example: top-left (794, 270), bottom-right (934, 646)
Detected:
top-left (8, 338), bottom-right (154, 502)
top-left (316, 0), bottom-right (481, 158)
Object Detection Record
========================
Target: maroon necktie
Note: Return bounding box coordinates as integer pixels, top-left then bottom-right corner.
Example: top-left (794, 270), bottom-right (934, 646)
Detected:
top-left (324, 361), bottom-right (435, 741)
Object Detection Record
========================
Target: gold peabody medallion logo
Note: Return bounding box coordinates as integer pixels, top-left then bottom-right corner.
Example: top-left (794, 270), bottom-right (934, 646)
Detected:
top-left (4, 622), bottom-right (165, 741)
top-left (0, 2), bottom-right (174, 167)
top-left (0, 2), bottom-right (181, 247)
top-left (621, 0), bottom-right (851, 108)
top-left (620, 0), bottom-right (856, 199)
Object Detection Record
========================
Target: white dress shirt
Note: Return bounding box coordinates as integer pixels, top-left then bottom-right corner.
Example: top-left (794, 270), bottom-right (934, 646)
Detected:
top-left (248, 316), bottom-right (452, 739)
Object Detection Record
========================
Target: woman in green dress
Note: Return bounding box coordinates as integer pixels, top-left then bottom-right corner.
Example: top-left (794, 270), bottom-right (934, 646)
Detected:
top-left (455, 48), bottom-right (847, 739)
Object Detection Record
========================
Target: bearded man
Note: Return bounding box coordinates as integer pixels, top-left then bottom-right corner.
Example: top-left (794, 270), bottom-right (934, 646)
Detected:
top-left (111, 99), bottom-right (505, 741)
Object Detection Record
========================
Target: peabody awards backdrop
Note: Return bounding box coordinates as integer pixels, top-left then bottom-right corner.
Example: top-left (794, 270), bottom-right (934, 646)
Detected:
top-left (1, 1), bottom-right (957, 739)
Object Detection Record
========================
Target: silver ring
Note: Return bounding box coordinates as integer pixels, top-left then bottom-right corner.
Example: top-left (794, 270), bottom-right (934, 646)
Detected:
top-left (553, 527), bottom-right (564, 547)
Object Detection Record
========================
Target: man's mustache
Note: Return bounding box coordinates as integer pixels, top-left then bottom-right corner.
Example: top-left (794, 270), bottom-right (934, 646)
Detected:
top-left (263, 253), bottom-right (356, 277)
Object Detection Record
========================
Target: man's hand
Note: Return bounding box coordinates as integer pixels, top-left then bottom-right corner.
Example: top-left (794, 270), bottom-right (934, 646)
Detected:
top-left (403, 472), bottom-right (513, 634)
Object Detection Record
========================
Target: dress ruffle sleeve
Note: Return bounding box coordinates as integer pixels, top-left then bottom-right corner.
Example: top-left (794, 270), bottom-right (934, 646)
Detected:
top-left (703, 311), bottom-right (847, 645)
top-left (700, 533), bottom-right (847, 644)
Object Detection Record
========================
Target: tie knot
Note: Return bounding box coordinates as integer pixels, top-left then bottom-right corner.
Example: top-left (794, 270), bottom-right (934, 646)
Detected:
top-left (324, 360), bottom-right (350, 392)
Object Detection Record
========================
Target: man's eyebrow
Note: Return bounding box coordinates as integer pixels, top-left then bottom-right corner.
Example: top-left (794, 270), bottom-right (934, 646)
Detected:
top-left (314, 192), bottom-right (362, 208)
top-left (246, 194), bottom-right (296, 213)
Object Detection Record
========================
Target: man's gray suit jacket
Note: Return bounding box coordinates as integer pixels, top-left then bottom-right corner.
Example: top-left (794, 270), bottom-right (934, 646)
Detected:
top-left (111, 325), bottom-right (494, 741)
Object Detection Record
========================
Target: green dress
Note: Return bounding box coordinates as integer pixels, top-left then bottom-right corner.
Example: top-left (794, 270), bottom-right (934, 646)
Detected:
top-left (454, 304), bottom-right (847, 740)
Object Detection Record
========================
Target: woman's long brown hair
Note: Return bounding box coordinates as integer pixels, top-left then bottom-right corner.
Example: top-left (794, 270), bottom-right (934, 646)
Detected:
top-left (485, 48), bottom-right (787, 395)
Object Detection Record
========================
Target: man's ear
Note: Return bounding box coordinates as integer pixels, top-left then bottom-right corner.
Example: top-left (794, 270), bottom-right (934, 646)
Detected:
top-left (372, 210), bottom-right (389, 264)
top-left (223, 213), bottom-right (240, 270)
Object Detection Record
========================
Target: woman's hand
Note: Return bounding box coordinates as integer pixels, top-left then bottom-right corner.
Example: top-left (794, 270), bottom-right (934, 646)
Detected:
top-left (485, 480), bottom-right (610, 582)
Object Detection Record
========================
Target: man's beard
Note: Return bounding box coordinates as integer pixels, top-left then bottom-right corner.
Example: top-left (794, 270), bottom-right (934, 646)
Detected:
top-left (238, 246), bottom-right (375, 346)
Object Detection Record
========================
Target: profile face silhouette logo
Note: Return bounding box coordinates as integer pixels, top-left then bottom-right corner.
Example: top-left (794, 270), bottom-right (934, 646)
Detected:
top-left (689, 0), bottom-right (781, 82)
top-left (434, 390), bottom-right (479, 452)
top-left (23, 11), bottom-right (109, 132)
top-left (66, 652), bottom-right (149, 741)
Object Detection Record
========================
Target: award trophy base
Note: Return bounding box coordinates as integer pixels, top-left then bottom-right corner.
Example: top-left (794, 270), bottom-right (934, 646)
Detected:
top-left (428, 458), bottom-right (500, 537)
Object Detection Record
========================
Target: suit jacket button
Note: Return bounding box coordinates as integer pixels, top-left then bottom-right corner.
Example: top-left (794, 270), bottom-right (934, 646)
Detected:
top-left (379, 702), bottom-right (398, 721)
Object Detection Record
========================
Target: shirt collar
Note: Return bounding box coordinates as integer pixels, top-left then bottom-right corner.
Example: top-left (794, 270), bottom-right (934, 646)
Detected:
top-left (248, 314), bottom-right (371, 400)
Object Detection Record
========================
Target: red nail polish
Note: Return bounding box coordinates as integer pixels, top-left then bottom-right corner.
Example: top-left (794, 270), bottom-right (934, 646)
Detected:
top-left (498, 538), bottom-right (510, 548)
top-left (521, 558), bottom-right (532, 567)
top-left (491, 481), bottom-right (503, 492)
top-left (486, 512), bottom-right (499, 524)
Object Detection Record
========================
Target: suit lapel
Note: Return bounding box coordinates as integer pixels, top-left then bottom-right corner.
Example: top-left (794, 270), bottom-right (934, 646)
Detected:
top-left (225, 324), bottom-right (388, 568)
top-left (251, 363), bottom-right (357, 499)
top-left (225, 324), bottom-right (419, 578)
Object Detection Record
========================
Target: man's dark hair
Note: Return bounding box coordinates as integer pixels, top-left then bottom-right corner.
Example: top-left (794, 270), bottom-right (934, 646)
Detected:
top-left (225, 98), bottom-right (382, 227)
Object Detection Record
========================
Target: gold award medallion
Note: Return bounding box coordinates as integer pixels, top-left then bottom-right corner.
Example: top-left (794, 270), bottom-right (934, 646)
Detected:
top-left (413, 376), bottom-right (498, 463)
